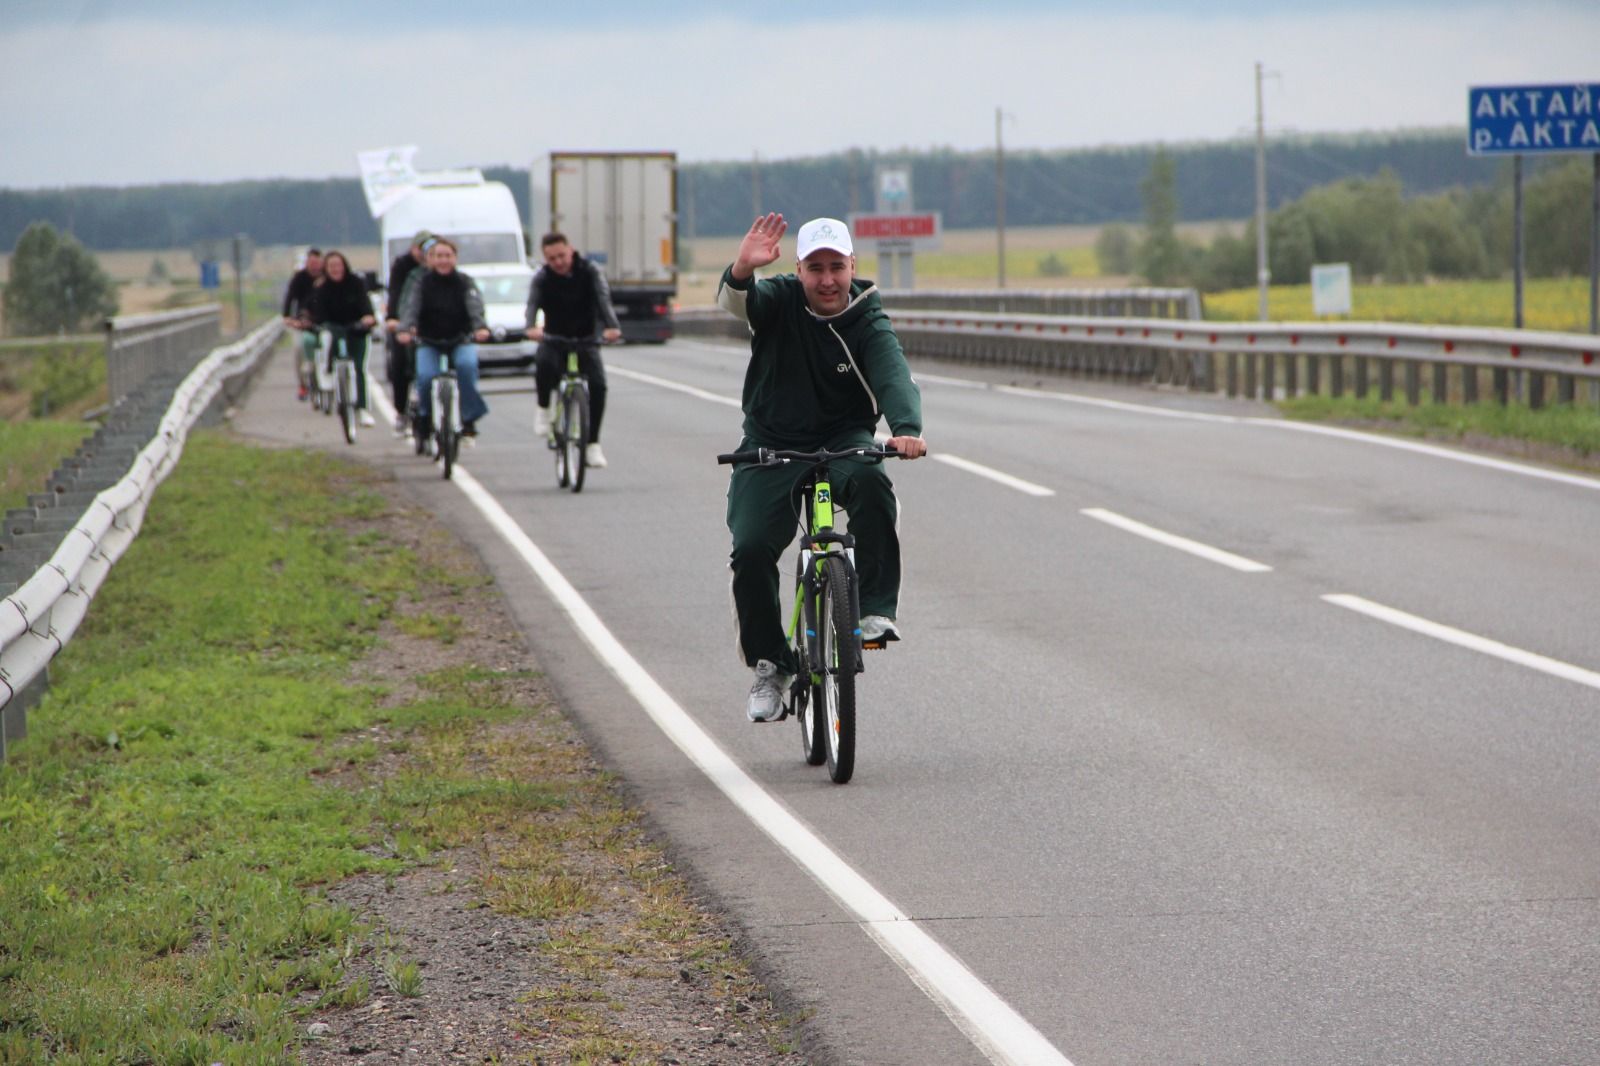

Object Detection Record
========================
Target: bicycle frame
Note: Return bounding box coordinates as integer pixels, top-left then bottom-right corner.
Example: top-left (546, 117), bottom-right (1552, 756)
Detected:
top-left (787, 464), bottom-right (864, 678)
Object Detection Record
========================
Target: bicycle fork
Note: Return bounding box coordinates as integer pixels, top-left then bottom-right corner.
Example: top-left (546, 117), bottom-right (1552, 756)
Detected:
top-left (788, 478), bottom-right (865, 681)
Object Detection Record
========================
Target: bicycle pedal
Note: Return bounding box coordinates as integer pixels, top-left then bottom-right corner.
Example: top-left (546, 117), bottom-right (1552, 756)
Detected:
top-left (861, 639), bottom-right (890, 651)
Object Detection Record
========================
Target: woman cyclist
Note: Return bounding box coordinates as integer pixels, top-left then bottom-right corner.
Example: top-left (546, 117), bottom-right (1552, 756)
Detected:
top-left (395, 237), bottom-right (491, 439)
top-left (306, 249), bottom-right (378, 426)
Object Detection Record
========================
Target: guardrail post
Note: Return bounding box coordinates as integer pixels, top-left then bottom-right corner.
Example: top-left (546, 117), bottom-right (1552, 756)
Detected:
top-left (1557, 373), bottom-right (1575, 405)
top-left (1404, 362), bottom-right (1420, 405)
top-left (1355, 357), bottom-right (1369, 399)
top-left (1225, 352), bottom-right (1238, 397)
top-left (1283, 352), bottom-right (1298, 398)
top-left (1262, 352), bottom-right (1275, 401)
top-left (1432, 363), bottom-right (1448, 404)
top-left (1379, 359), bottom-right (1395, 403)
top-left (1494, 366), bottom-right (1509, 405)
top-left (1244, 352), bottom-right (1258, 399)
top-left (1528, 370), bottom-right (1545, 410)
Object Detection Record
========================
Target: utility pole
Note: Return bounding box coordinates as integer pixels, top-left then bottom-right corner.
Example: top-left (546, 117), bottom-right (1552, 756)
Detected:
top-left (1255, 61), bottom-right (1270, 322)
top-left (996, 106), bottom-right (1007, 290)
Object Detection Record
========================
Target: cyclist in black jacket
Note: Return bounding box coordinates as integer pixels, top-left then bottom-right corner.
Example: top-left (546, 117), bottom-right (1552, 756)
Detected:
top-left (382, 230), bottom-right (431, 433)
top-left (307, 250), bottom-right (378, 426)
top-left (523, 232), bottom-right (622, 468)
top-left (281, 248), bottom-right (323, 401)
top-left (395, 237), bottom-right (491, 438)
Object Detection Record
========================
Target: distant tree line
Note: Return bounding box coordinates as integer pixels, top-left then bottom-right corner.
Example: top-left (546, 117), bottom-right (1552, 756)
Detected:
top-left (0, 130), bottom-right (1533, 252)
top-left (1112, 148), bottom-right (1594, 292)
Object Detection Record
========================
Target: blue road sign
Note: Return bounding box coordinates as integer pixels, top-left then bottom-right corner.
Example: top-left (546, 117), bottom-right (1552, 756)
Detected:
top-left (1468, 83), bottom-right (1600, 156)
top-left (200, 261), bottom-right (221, 289)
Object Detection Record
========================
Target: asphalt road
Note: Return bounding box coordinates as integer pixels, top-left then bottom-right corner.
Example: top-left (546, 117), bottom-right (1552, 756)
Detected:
top-left (235, 337), bottom-right (1600, 1066)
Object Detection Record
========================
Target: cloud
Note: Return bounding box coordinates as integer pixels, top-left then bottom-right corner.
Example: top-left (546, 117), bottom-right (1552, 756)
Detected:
top-left (0, 4), bottom-right (1595, 188)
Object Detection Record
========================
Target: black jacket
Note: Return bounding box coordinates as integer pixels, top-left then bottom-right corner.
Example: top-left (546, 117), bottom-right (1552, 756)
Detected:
top-left (282, 269), bottom-right (318, 316)
top-left (308, 274), bottom-right (374, 329)
top-left (523, 254), bottom-right (621, 338)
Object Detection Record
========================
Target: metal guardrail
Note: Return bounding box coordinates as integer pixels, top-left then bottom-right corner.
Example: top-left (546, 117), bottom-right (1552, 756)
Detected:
top-left (105, 305), bottom-right (223, 405)
top-left (674, 302), bottom-right (1600, 407)
top-left (879, 287), bottom-right (1202, 320)
top-left (0, 318), bottom-right (283, 762)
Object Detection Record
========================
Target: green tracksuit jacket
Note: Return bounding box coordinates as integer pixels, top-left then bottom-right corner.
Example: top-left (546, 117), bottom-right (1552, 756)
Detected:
top-left (716, 268), bottom-right (922, 447)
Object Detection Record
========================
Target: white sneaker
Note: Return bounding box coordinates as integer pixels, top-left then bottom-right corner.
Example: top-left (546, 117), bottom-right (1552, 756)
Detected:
top-left (533, 407), bottom-right (550, 437)
top-left (859, 615), bottom-right (900, 645)
top-left (746, 660), bottom-right (791, 722)
top-left (357, 409), bottom-right (376, 427)
top-left (585, 443), bottom-right (607, 468)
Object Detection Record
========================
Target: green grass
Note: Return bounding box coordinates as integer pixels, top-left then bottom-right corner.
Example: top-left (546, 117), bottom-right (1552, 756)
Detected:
top-left (1, 421), bottom-right (96, 512)
top-left (1, 341), bottom-right (107, 420)
top-left (0, 436), bottom-right (547, 1061)
top-left (1277, 394), bottom-right (1600, 458)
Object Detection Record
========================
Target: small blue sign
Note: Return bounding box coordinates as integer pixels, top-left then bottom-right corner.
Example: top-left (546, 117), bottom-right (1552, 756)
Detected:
top-left (200, 260), bottom-right (221, 289)
top-left (1468, 82), bottom-right (1600, 156)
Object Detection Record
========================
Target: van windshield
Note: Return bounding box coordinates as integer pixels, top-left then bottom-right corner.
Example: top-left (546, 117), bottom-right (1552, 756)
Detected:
top-left (384, 233), bottom-right (525, 274)
top-left (473, 275), bottom-right (533, 304)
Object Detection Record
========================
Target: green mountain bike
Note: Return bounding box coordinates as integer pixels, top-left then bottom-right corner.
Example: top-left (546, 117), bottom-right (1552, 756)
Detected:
top-left (717, 444), bottom-right (901, 784)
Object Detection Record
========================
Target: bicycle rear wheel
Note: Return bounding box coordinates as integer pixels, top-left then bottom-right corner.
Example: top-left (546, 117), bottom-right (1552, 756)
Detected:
top-left (818, 554), bottom-right (858, 783)
top-left (563, 385), bottom-right (589, 493)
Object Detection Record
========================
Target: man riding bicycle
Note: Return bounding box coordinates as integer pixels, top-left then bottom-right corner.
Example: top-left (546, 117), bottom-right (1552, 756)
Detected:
top-left (281, 247), bottom-right (323, 401)
top-left (523, 232), bottom-right (623, 469)
top-left (717, 213), bottom-right (927, 722)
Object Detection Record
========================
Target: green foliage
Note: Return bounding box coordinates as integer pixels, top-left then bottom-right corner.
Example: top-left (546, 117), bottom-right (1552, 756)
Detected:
top-left (1036, 252), bottom-right (1069, 278)
top-left (0, 419), bottom-right (95, 511)
top-left (1094, 223), bottom-right (1136, 275)
top-left (3, 221), bottom-right (118, 336)
top-left (1137, 148), bottom-right (1191, 286)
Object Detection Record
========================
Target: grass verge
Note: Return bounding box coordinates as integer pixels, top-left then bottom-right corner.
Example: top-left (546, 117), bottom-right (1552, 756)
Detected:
top-left (0, 433), bottom-right (798, 1063)
top-left (1, 421), bottom-right (96, 513)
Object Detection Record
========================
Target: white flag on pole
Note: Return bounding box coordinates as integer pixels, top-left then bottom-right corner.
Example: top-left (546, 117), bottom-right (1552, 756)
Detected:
top-left (357, 145), bottom-right (419, 218)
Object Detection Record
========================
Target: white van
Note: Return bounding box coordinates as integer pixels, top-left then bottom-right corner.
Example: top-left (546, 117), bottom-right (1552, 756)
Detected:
top-left (380, 170), bottom-right (536, 372)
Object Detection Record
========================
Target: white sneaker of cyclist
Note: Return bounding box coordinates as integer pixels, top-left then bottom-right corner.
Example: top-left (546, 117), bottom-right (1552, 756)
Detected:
top-left (533, 407), bottom-right (550, 438)
top-left (358, 409), bottom-right (376, 427)
top-left (746, 660), bottom-right (791, 722)
top-left (859, 614), bottom-right (900, 644)
top-left (585, 442), bottom-right (607, 468)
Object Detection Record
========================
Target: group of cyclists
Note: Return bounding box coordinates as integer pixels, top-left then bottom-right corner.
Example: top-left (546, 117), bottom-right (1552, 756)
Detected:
top-left (281, 228), bottom-right (622, 463)
top-left (280, 213), bottom-right (931, 724)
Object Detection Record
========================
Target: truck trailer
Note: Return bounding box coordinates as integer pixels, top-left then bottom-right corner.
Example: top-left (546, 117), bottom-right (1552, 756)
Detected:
top-left (530, 152), bottom-right (678, 344)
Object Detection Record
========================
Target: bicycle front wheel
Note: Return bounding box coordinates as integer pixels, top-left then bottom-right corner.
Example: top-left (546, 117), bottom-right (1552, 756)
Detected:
top-left (437, 379), bottom-right (458, 480)
top-left (818, 554), bottom-right (859, 784)
top-left (337, 362), bottom-right (356, 444)
top-left (796, 557), bottom-right (827, 766)
top-left (564, 385), bottom-right (590, 494)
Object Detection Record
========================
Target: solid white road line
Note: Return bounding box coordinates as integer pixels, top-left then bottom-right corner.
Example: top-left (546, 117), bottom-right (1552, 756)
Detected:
top-left (1254, 419), bottom-right (1600, 492)
top-left (1081, 507), bottom-right (1273, 572)
top-left (446, 466), bottom-right (1073, 1066)
top-left (364, 382), bottom-right (1072, 1064)
top-left (609, 364), bottom-right (742, 408)
top-left (1322, 594), bottom-right (1600, 691)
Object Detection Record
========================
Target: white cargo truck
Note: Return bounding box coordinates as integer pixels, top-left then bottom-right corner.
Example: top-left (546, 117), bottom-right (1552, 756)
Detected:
top-left (529, 151), bottom-right (677, 343)
top-left (379, 170), bottom-right (536, 372)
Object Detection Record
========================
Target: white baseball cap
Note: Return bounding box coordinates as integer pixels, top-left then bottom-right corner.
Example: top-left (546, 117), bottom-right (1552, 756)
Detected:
top-left (796, 217), bottom-right (853, 260)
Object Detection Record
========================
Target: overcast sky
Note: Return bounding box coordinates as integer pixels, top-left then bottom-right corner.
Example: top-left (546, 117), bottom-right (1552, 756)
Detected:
top-left (1, 0), bottom-right (1595, 189)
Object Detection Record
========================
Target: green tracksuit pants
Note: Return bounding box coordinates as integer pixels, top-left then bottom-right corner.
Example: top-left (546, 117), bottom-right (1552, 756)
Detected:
top-left (725, 438), bottom-right (903, 673)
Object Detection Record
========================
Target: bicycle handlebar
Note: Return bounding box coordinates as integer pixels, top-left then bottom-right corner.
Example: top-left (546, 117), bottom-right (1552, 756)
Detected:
top-left (538, 333), bottom-right (620, 346)
top-left (717, 445), bottom-right (902, 466)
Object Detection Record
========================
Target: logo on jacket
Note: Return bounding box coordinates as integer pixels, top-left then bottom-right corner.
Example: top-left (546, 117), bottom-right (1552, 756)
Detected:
top-left (836, 363), bottom-right (850, 373)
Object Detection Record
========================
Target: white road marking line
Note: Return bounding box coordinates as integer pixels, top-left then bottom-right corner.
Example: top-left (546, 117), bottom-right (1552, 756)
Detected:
top-left (1252, 419), bottom-right (1600, 491)
top-left (1322, 594), bottom-right (1600, 691)
top-left (933, 453), bottom-right (1055, 496)
top-left (994, 384), bottom-right (1244, 424)
top-left (610, 364), bottom-right (741, 408)
top-left (442, 465), bottom-right (1072, 1066)
top-left (614, 362), bottom-right (1056, 497)
top-left (369, 376), bottom-right (1069, 1062)
top-left (1081, 508), bottom-right (1273, 572)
